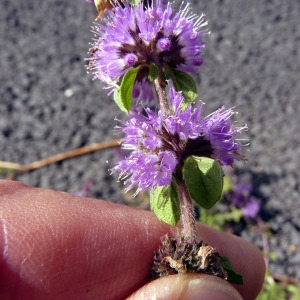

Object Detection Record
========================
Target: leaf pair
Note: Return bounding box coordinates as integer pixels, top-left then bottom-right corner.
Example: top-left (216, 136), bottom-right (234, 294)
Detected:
top-left (150, 156), bottom-right (224, 226)
top-left (113, 66), bottom-right (198, 113)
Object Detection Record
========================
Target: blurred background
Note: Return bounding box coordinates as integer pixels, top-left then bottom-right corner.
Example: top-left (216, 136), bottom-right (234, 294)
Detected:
top-left (0, 0), bottom-right (299, 285)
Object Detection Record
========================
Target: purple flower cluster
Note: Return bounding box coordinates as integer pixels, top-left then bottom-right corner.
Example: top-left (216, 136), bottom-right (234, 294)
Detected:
top-left (87, 0), bottom-right (208, 94)
top-left (226, 182), bottom-right (260, 218)
top-left (113, 88), bottom-right (247, 194)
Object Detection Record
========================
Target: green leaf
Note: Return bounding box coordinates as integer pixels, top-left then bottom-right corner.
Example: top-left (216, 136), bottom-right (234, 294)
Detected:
top-left (221, 256), bottom-right (243, 285)
top-left (222, 175), bottom-right (233, 195)
top-left (199, 208), bottom-right (226, 230)
top-left (287, 284), bottom-right (300, 300)
top-left (150, 182), bottom-right (181, 226)
top-left (230, 207), bottom-right (244, 223)
top-left (164, 65), bottom-right (172, 79)
top-left (114, 66), bottom-right (140, 113)
top-left (256, 272), bottom-right (287, 300)
top-left (182, 156), bottom-right (224, 209)
top-left (127, 0), bottom-right (141, 5)
top-left (148, 63), bottom-right (158, 82)
top-left (171, 69), bottom-right (198, 102)
top-left (113, 89), bottom-right (126, 113)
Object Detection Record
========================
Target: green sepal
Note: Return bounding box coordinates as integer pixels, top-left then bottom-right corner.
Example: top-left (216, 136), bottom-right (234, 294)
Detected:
top-left (180, 101), bottom-right (190, 112)
top-left (182, 156), bottom-right (224, 209)
top-left (148, 63), bottom-right (158, 82)
top-left (150, 182), bottom-right (181, 226)
top-left (171, 69), bottom-right (198, 103)
top-left (113, 66), bottom-right (140, 113)
top-left (221, 256), bottom-right (243, 284)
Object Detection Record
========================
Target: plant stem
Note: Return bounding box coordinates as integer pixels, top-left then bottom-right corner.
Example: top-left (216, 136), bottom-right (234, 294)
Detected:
top-left (153, 68), bottom-right (196, 242)
top-left (153, 69), bottom-right (173, 117)
top-left (177, 180), bottom-right (197, 243)
top-left (257, 216), bottom-right (269, 269)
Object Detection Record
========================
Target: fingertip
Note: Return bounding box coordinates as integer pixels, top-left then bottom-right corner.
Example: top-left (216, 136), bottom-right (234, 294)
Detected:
top-left (196, 223), bottom-right (266, 300)
top-left (127, 274), bottom-right (242, 300)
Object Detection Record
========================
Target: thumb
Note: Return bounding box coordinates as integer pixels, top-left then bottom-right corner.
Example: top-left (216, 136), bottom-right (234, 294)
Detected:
top-left (127, 274), bottom-right (242, 300)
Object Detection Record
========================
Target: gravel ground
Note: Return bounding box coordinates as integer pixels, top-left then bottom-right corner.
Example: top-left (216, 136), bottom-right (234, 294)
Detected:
top-left (1, 0), bottom-right (299, 282)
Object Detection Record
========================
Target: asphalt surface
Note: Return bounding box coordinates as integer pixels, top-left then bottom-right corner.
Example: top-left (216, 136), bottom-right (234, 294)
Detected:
top-left (1, 0), bottom-right (299, 281)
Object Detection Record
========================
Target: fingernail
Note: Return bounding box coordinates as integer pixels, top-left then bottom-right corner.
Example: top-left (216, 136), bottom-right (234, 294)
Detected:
top-left (182, 274), bottom-right (242, 300)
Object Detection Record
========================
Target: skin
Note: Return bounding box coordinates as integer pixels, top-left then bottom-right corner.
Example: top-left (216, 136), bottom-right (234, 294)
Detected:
top-left (0, 180), bottom-right (265, 299)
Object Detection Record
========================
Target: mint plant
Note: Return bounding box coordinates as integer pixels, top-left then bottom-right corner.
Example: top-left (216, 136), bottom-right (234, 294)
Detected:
top-left (86, 0), bottom-right (247, 284)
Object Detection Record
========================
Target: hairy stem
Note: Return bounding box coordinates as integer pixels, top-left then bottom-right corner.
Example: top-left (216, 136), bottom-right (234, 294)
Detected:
top-left (153, 70), bottom-right (173, 117)
top-left (177, 180), bottom-right (197, 243)
top-left (153, 68), bottom-right (196, 241)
